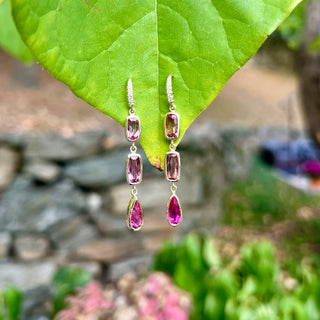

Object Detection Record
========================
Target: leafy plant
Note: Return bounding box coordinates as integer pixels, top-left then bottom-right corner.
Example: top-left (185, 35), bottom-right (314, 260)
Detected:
top-left (51, 268), bottom-right (92, 318)
top-left (0, 0), bottom-right (32, 63)
top-left (154, 233), bottom-right (320, 320)
top-left (0, 288), bottom-right (22, 320)
top-left (9, 0), bottom-right (302, 168)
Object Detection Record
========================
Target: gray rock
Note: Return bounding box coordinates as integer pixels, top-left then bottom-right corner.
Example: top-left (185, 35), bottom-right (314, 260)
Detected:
top-left (0, 231), bottom-right (11, 258)
top-left (0, 133), bottom-right (25, 148)
top-left (0, 178), bottom-right (87, 231)
top-left (25, 131), bottom-right (106, 161)
top-left (14, 233), bottom-right (50, 262)
top-left (87, 193), bottom-right (103, 214)
top-left (23, 159), bottom-right (61, 183)
top-left (108, 254), bottom-right (152, 281)
top-left (0, 260), bottom-right (55, 291)
top-left (140, 213), bottom-right (172, 233)
top-left (89, 210), bottom-right (128, 234)
top-left (76, 237), bottom-right (143, 262)
top-left (0, 145), bottom-right (20, 192)
top-left (65, 151), bottom-right (127, 189)
top-left (109, 173), bottom-right (203, 215)
top-left (50, 217), bottom-right (99, 250)
top-left (257, 126), bottom-right (305, 141)
top-left (180, 121), bottom-right (223, 151)
top-left (21, 286), bottom-right (51, 320)
top-left (141, 232), bottom-right (176, 253)
top-left (221, 127), bottom-right (260, 181)
top-left (65, 148), bottom-right (160, 190)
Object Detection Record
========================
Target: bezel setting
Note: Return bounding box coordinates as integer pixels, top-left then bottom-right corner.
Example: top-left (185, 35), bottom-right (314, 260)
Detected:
top-left (167, 194), bottom-right (182, 227)
top-left (125, 115), bottom-right (141, 142)
top-left (126, 153), bottom-right (142, 185)
top-left (165, 151), bottom-right (180, 182)
top-left (165, 112), bottom-right (180, 140)
top-left (127, 196), bottom-right (143, 231)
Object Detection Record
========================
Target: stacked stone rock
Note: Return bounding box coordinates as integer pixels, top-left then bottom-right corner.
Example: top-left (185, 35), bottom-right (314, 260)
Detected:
top-left (0, 122), bottom-right (304, 319)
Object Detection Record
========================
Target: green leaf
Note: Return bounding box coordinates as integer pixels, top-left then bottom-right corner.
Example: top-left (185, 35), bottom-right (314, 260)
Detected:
top-left (51, 268), bottom-right (92, 316)
top-left (202, 237), bottom-right (220, 269)
top-left (11, 0), bottom-right (302, 168)
top-left (2, 287), bottom-right (22, 320)
top-left (308, 36), bottom-right (320, 55)
top-left (276, 0), bottom-right (307, 50)
top-left (0, 0), bottom-right (33, 63)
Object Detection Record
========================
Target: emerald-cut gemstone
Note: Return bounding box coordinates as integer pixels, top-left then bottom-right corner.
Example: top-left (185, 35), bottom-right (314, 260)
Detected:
top-left (126, 154), bottom-right (142, 184)
top-left (165, 151), bottom-right (180, 181)
top-left (165, 112), bottom-right (179, 140)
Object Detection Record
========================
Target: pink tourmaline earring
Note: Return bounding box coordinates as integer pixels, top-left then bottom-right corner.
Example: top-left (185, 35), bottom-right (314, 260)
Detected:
top-left (126, 79), bottom-right (143, 231)
top-left (165, 75), bottom-right (182, 226)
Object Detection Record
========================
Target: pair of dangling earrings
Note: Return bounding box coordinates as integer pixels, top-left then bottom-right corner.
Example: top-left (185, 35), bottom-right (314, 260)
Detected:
top-left (125, 75), bottom-right (182, 231)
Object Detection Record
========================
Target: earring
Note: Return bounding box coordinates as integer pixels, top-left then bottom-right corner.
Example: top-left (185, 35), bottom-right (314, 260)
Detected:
top-left (125, 79), bottom-right (143, 231)
top-left (165, 75), bottom-right (182, 226)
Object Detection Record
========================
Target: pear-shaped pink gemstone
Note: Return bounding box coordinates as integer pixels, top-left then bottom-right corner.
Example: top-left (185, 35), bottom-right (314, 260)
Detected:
top-left (168, 195), bottom-right (182, 226)
top-left (129, 199), bottom-right (143, 230)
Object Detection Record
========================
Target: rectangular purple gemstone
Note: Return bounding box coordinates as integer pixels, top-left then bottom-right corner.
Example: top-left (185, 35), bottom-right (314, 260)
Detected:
top-left (126, 115), bottom-right (141, 141)
top-left (165, 113), bottom-right (179, 140)
top-left (165, 151), bottom-right (180, 181)
top-left (126, 154), bottom-right (142, 184)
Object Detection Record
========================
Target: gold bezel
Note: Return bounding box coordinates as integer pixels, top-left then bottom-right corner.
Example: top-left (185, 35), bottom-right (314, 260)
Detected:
top-left (127, 196), bottom-right (143, 231)
top-left (164, 112), bottom-right (180, 140)
top-left (165, 151), bottom-right (180, 182)
top-left (125, 115), bottom-right (141, 142)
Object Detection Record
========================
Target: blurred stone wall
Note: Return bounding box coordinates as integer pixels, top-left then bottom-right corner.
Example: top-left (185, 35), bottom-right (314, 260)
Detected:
top-left (0, 122), bottom-right (304, 318)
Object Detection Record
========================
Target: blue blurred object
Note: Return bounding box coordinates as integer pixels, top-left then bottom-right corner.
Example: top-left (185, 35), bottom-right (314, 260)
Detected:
top-left (260, 139), bottom-right (320, 174)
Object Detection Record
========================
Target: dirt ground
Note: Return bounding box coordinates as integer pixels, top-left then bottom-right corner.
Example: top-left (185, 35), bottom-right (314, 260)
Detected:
top-left (0, 50), bottom-right (305, 136)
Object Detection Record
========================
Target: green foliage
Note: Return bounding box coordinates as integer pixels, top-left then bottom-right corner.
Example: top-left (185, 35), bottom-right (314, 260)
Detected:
top-left (51, 268), bottom-right (92, 317)
top-left (223, 160), bottom-right (320, 227)
top-left (0, 0), bottom-right (32, 63)
top-left (276, 0), bottom-right (307, 50)
top-left (277, 0), bottom-right (320, 53)
top-left (223, 159), bottom-right (320, 281)
top-left (154, 234), bottom-right (320, 320)
top-left (154, 233), bottom-right (222, 318)
top-left (0, 288), bottom-right (22, 320)
top-left (308, 35), bottom-right (320, 55)
top-left (10, 0), bottom-right (301, 169)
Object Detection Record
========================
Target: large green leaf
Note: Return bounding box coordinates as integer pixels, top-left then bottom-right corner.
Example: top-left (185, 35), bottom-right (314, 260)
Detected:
top-left (0, 0), bottom-right (33, 63)
top-left (11, 0), bottom-right (301, 169)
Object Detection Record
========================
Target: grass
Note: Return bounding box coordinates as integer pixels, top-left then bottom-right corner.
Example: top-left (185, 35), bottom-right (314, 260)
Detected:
top-left (222, 159), bottom-right (320, 276)
top-left (223, 159), bottom-right (320, 226)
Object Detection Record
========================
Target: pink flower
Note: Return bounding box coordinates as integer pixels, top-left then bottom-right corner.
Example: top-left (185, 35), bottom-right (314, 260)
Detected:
top-left (55, 281), bottom-right (113, 320)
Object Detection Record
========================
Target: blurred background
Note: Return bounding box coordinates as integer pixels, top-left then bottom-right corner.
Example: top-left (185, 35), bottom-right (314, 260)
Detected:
top-left (0, 1), bottom-right (320, 319)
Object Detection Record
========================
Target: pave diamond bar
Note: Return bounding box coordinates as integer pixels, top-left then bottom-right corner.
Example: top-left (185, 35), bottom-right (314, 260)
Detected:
top-left (126, 154), bottom-right (142, 185)
top-left (166, 75), bottom-right (174, 104)
top-left (127, 79), bottom-right (134, 107)
top-left (165, 112), bottom-right (180, 140)
top-left (165, 151), bottom-right (180, 182)
top-left (126, 115), bottom-right (141, 141)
